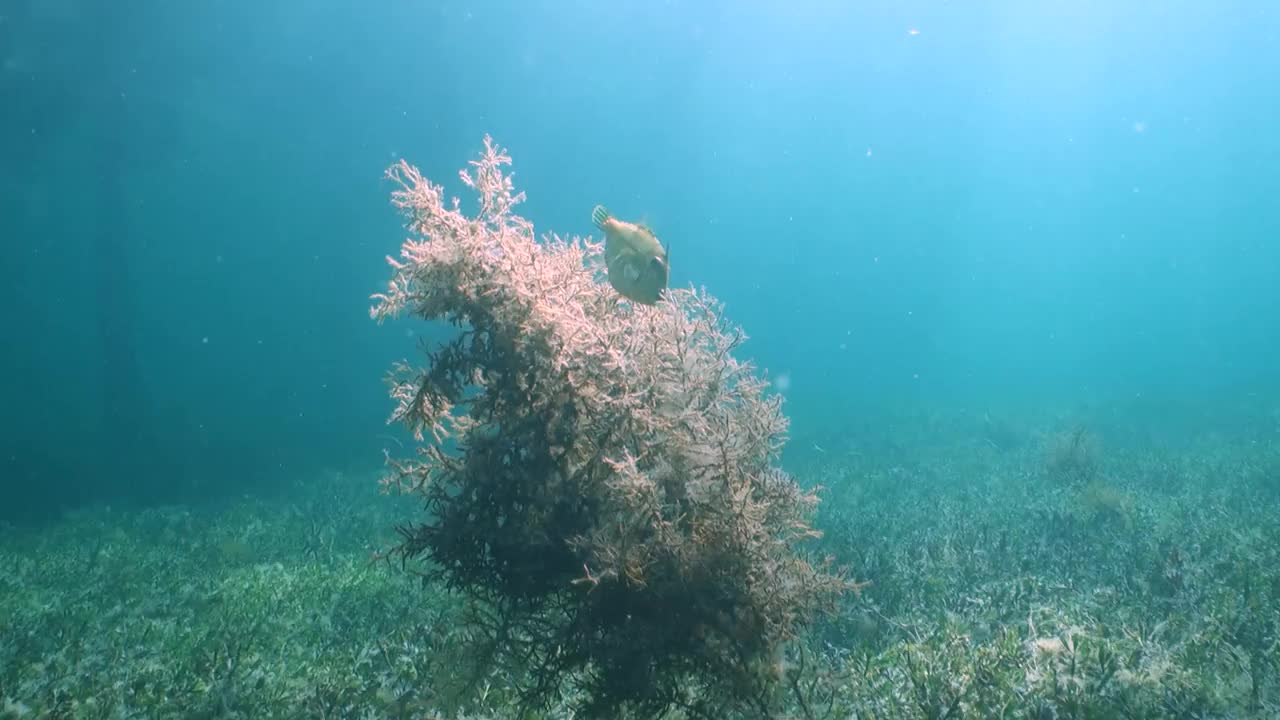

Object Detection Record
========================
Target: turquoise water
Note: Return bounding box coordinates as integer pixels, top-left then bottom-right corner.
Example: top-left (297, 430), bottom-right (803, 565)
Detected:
top-left (4, 3), bottom-right (1277, 517)
top-left (3, 2), bottom-right (1277, 513)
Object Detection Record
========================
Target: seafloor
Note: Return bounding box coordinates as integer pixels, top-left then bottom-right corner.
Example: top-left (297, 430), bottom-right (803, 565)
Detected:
top-left (2, 418), bottom-right (1277, 719)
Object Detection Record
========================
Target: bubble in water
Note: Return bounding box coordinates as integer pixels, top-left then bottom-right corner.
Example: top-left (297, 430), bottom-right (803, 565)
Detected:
top-left (774, 372), bottom-right (792, 393)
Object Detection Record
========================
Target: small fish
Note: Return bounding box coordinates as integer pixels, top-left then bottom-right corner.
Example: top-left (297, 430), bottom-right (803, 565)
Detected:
top-left (592, 205), bottom-right (670, 305)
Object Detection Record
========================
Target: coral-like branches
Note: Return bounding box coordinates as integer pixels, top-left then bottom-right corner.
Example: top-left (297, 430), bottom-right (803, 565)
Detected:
top-left (371, 136), bottom-right (849, 718)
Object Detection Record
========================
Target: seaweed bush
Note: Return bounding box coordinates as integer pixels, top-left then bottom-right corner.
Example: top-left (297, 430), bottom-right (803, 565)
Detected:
top-left (369, 136), bottom-right (849, 718)
top-left (1044, 426), bottom-right (1101, 486)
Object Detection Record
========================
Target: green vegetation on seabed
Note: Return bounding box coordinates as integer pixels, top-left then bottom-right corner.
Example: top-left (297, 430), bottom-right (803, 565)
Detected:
top-left (2, 425), bottom-right (1278, 719)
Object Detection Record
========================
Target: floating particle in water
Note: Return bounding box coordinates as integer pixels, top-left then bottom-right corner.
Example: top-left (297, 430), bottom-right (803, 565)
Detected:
top-left (1132, 120), bottom-right (1147, 133)
top-left (773, 372), bottom-right (792, 393)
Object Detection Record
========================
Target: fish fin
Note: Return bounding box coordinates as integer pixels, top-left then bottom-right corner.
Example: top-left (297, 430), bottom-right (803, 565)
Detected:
top-left (591, 205), bottom-right (611, 230)
top-left (623, 262), bottom-right (641, 283)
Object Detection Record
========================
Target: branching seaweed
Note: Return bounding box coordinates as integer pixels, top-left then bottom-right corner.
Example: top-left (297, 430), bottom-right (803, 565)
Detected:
top-left (370, 136), bottom-right (851, 718)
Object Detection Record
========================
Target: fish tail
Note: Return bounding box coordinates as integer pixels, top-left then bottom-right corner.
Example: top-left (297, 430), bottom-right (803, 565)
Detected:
top-left (591, 205), bottom-right (611, 230)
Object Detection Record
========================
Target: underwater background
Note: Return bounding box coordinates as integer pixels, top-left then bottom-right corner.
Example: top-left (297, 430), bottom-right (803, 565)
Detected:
top-left (5, 0), bottom-right (1278, 519)
top-left (3, 1), bottom-right (1280, 717)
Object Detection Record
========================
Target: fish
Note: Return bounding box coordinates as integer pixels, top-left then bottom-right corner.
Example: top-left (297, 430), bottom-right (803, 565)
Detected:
top-left (591, 205), bottom-right (670, 305)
